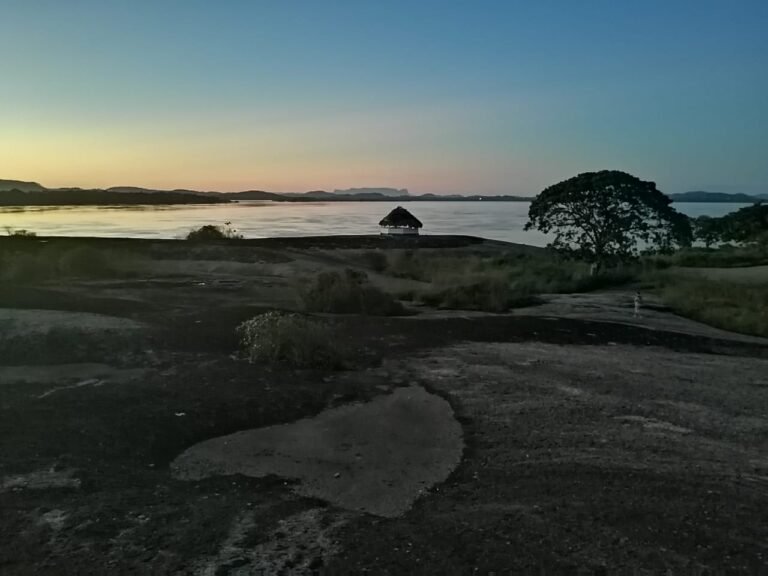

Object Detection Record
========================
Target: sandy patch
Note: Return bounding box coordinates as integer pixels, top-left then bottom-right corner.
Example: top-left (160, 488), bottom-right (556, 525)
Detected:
top-left (172, 386), bottom-right (464, 517)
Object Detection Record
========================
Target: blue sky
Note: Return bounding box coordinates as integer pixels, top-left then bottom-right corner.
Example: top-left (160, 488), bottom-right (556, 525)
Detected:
top-left (1, 0), bottom-right (766, 194)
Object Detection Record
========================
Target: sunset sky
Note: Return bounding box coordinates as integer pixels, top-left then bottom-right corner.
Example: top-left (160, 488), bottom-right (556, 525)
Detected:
top-left (1, 1), bottom-right (766, 195)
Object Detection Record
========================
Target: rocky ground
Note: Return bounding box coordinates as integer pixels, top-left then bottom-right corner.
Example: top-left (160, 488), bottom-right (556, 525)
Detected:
top-left (1, 235), bottom-right (767, 574)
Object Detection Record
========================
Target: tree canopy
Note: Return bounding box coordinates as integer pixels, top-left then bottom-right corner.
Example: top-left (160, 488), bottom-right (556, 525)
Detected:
top-left (525, 170), bottom-right (691, 268)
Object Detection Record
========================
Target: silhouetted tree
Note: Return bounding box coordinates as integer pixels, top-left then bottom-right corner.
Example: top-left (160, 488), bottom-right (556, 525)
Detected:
top-left (719, 203), bottom-right (768, 244)
top-left (692, 215), bottom-right (724, 248)
top-left (525, 170), bottom-right (691, 273)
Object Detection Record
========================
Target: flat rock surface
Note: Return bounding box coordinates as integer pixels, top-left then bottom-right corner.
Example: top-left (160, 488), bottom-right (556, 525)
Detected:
top-left (171, 386), bottom-right (464, 517)
top-left (0, 308), bottom-right (143, 337)
top-left (513, 291), bottom-right (768, 344)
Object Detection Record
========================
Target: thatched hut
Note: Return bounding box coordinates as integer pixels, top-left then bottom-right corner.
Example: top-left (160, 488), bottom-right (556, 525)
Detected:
top-left (379, 206), bottom-right (423, 236)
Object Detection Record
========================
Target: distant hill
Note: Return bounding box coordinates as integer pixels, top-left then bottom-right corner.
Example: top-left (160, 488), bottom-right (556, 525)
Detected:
top-left (0, 187), bottom-right (229, 206)
top-left (0, 179), bottom-right (46, 192)
top-left (107, 186), bottom-right (205, 195)
top-left (333, 187), bottom-right (409, 197)
top-left (1, 177), bottom-right (533, 204)
top-left (5, 178), bottom-right (765, 205)
top-left (670, 191), bottom-right (762, 203)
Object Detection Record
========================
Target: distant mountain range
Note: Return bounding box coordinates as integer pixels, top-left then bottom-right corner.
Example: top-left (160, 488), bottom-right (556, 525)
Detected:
top-left (667, 191), bottom-right (767, 203)
top-left (333, 187), bottom-right (409, 197)
top-left (1, 179), bottom-right (765, 206)
top-left (0, 179), bottom-right (531, 205)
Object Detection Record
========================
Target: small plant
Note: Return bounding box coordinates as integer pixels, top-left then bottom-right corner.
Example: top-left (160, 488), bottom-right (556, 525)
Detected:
top-left (186, 221), bottom-right (244, 242)
top-left (237, 311), bottom-right (343, 368)
top-left (4, 227), bottom-right (36, 237)
top-left (301, 269), bottom-right (405, 315)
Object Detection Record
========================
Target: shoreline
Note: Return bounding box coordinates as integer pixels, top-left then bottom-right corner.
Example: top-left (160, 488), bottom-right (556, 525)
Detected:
top-left (0, 233), bottom-right (535, 250)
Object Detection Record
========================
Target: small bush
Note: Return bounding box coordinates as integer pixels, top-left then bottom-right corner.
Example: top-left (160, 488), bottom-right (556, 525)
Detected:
top-left (187, 222), bottom-right (244, 242)
top-left (301, 269), bottom-right (405, 315)
top-left (237, 311), bottom-right (343, 368)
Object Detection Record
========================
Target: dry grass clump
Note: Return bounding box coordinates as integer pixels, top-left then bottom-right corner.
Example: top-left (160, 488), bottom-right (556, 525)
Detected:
top-left (656, 276), bottom-right (768, 337)
top-left (365, 249), bottom-right (633, 312)
top-left (301, 269), bottom-right (405, 316)
top-left (186, 222), bottom-right (244, 242)
top-left (237, 311), bottom-right (343, 368)
top-left (646, 245), bottom-right (768, 269)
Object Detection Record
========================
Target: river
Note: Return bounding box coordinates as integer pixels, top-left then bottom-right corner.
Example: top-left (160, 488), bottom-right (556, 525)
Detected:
top-left (0, 201), bottom-right (750, 246)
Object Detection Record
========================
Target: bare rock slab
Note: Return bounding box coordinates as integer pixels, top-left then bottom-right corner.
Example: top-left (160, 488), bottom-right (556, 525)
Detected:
top-left (171, 386), bottom-right (464, 517)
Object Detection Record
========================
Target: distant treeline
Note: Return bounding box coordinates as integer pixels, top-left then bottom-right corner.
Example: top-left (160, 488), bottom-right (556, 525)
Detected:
top-left (227, 191), bottom-right (532, 202)
top-left (668, 191), bottom-right (767, 203)
top-left (0, 189), bottom-right (229, 206)
top-left (693, 203), bottom-right (768, 246)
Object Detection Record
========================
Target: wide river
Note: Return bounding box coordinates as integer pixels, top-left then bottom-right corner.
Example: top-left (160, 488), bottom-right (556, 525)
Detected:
top-left (0, 201), bottom-right (749, 246)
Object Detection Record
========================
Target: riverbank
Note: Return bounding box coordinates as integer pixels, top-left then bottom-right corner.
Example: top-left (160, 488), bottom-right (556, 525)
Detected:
top-left (1, 235), bottom-right (767, 573)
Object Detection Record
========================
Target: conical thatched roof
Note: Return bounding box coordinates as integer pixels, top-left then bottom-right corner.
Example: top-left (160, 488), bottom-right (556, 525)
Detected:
top-left (379, 206), bottom-right (423, 228)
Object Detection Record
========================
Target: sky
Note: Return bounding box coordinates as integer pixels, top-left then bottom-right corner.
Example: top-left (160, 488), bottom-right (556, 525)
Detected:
top-left (1, 1), bottom-right (766, 195)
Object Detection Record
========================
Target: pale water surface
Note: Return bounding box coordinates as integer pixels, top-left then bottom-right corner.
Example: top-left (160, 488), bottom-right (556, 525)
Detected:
top-left (0, 201), bottom-right (749, 246)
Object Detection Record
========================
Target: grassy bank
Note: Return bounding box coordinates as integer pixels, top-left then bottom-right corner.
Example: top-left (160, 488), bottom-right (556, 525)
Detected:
top-left (648, 244), bottom-right (768, 268)
top-left (0, 242), bottom-right (139, 282)
top-left (652, 274), bottom-right (768, 338)
top-left (363, 249), bottom-right (634, 312)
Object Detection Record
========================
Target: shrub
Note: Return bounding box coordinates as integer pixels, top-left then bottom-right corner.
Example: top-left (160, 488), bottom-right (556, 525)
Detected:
top-left (237, 311), bottom-right (343, 368)
top-left (301, 269), bottom-right (405, 315)
top-left (187, 222), bottom-right (244, 242)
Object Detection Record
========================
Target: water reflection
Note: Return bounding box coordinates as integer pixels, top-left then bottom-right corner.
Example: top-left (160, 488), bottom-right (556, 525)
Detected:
top-left (0, 201), bottom-right (749, 245)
